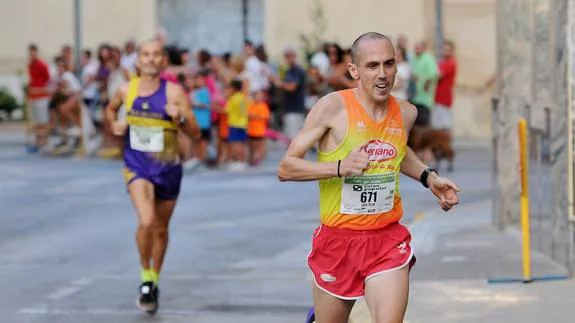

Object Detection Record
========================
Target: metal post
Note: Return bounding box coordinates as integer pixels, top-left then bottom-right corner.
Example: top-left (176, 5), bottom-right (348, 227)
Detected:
top-left (536, 133), bottom-right (543, 250)
top-left (492, 97), bottom-right (502, 229)
top-left (435, 0), bottom-right (444, 59)
top-left (73, 0), bottom-right (82, 78)
top-left (242, 0), bottom-right (248, 43)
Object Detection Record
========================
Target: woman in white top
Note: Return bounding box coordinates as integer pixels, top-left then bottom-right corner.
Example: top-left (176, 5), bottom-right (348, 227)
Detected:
top-left (50, 57), bottom-right (83, 143)
top-left (99, 47), bottom-right (130, 155)
top-left (106, 48), bottom-right (131, 105)
top-left (391, 47), bottom-right (411, 100)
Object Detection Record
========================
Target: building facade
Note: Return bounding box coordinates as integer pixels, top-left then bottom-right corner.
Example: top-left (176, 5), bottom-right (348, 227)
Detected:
top-left (0, 0), bottom-right (156, 74)
top-left (0, 0), bottom-right (496, 140)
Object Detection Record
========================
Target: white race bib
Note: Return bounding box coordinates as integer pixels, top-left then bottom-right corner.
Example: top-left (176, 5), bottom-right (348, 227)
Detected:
top-left (340, 173), bottom-right (396, 215)
top-left (129, 126), bottom-right (164, 152)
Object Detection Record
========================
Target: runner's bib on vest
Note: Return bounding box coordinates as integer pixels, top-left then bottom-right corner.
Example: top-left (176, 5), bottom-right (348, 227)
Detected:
top-left (129, 126), bottom-right (164, 152)
top-left (340, 173), bottom-right (396, 215)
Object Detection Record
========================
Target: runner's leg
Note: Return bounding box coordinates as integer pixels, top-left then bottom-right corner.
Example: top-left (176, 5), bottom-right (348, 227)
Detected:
top-left (128, 179), bottom-right (156, 274)
top-left (151, 199), bottom-right (177, 276)
top-left (312, 284), bottom-right (355, 323)
top-left (128, 177), bottom-right (160, 312)
top-left (364, 266), bottom-right (410, 323)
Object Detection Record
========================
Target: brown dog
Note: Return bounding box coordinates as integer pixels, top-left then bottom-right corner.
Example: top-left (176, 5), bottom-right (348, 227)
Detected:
top-left (408, 126), bottom-right (455, 172)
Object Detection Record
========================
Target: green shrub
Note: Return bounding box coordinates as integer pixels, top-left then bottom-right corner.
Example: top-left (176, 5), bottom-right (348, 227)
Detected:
top-left (0, 88), bottom-right (18, 116)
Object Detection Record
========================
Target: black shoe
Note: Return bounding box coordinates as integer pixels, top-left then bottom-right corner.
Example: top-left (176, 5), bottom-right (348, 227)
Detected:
top-left (137, 281), bottom-right (158, 314)
top-left (153, 285), bottom-right (160, 310)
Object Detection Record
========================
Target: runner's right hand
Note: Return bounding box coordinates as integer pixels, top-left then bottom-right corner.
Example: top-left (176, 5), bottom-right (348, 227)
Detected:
top-left (112, 121), bottom-right (128, 136)
top-left (339, 143), bottom-right (370, 176)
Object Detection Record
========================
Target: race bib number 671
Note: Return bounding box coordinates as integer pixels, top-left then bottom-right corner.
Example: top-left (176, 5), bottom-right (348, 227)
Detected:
top-left (340, 173), bottom-right (396, 215)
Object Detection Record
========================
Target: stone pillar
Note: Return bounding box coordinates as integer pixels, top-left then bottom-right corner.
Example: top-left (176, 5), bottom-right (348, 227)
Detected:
top-left (549, 0), bottom-right (571, 236)
top-left (569, 0), bottom-right (575, 229)
top-left (495, 0), bottom-right (534, 227)
top-left (533, 0), bottom-right (552, 107)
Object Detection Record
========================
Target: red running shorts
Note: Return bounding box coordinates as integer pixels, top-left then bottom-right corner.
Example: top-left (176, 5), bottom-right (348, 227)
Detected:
top-left (308, 222), bottom-right (416, 299)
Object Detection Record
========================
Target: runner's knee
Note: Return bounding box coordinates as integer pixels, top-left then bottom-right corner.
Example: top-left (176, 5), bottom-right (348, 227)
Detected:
top-left (153, 225), bottom-right (168, 239)
top-left (139, 217), bottom-right (168, 233)
top-left (138, 217), bottom-right (155, 231)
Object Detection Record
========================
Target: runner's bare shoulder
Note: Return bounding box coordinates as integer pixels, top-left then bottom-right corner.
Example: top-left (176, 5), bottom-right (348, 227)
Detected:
top-left (307, 91), bottom-right (346, 128)
top-left (165, 81), bottom-right (186, 99)
top-left (396, 98), bottom-right (418, 130)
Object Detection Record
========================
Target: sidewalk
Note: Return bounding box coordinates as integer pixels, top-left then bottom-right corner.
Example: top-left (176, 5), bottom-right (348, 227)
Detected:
top-left (407, 200), bottom-right (572, 322)
top-left (351, 195), bottom-right (574, 322)
top-left (0, 121), bottom-right (26, 142)
top-left (4, 122), bottom-right (575, 322)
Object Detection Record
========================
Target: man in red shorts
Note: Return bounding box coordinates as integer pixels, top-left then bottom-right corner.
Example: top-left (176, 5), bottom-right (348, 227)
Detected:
top-left (278, 32), bottom-right (460, 323)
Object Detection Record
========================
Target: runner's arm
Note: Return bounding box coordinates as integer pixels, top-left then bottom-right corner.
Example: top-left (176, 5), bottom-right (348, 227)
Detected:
top-left (278, 94), bottom-right (338, 182)
top-left (401, 147), bottom-right (439, 185)
top-left (168, 83), bottom-right (201, 139)
top-left (105, 84), bottom-right (128, 124)
top-left (399, 102), bottom-right (440, 184)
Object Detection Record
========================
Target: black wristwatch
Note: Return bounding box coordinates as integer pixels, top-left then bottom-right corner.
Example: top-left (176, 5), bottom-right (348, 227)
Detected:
top-left (420, 168), bottom-right (439, 188)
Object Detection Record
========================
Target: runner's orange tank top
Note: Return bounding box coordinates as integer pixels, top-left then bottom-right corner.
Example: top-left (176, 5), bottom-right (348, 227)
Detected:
top-left (317, 90), bottom-right (407, 230)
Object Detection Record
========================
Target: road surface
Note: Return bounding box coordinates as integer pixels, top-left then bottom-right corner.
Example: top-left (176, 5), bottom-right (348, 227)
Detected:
top-left (0, 133), bottom-right (492, 322)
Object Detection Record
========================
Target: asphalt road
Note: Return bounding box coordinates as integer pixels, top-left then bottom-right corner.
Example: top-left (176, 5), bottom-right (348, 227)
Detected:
top-left (0, 134), bottom-right (492, 323)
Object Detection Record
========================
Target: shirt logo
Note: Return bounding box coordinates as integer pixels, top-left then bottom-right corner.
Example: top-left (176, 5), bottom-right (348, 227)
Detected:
top-left (366, 139), bottom-right (397, 162)
top-left (384, 127), bottom-right (403, 135)
top-left (356, 121), bottom-right (366, 131)
top-left (142, 102), bottom-right (150, 110)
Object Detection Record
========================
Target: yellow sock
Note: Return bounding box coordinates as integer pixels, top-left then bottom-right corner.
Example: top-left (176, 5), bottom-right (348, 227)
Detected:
top-left (141, 269), bottom-right (153, 282)
top-left (150, 270), bottom-right (159, 284)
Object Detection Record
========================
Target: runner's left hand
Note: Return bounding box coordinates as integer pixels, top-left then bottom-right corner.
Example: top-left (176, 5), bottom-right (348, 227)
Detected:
top-left (429, 176), bottom-right (460, 211)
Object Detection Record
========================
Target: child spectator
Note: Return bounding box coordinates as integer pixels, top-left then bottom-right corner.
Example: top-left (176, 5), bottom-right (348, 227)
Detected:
top-left (224, 79), bottom-right (248, 171)
top-left (247, 90), bottom-right (270, 166)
